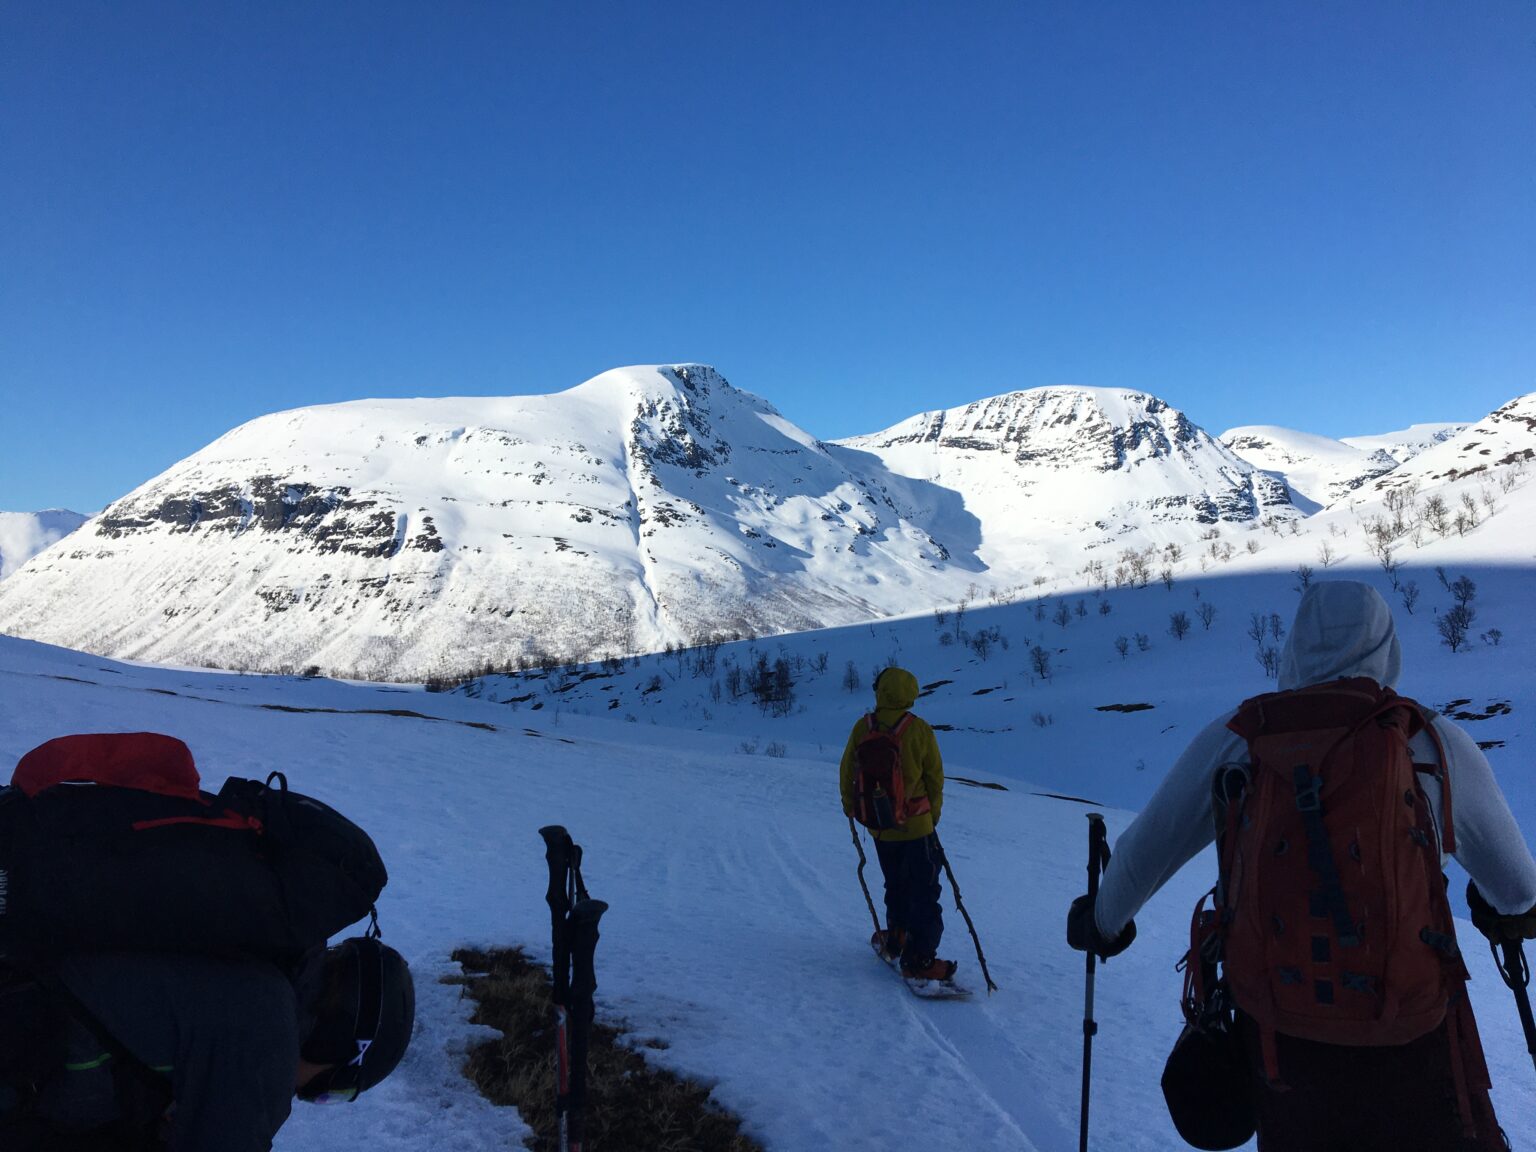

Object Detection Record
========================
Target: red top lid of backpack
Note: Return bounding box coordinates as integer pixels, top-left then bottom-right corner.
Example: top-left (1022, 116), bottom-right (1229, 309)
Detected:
top-left (12, 732), bottom-right (203, 800)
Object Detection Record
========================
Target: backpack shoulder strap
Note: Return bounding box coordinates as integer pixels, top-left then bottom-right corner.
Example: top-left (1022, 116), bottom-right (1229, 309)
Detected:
top-left (890, 713), bottom-right (914, 738)
top-left (1402, 697), bottom-right (1456, 855)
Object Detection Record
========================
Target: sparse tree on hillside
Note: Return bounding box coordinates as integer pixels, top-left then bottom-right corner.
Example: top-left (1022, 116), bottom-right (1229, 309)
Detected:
top-left (1293, 564), bottom-right (1314, 592)
top-left (1053, 602), bottom-right (1072, 629)
top-left (1399, 579), bottom-right (1420, 615)
top-left (1437, 604), bottom-right (1476, 654)
top-left (1317, 540), bottom-right (1339, 568)
top-left (1114, 635), bottom-right (1129, 660)
top-left (1169, 611), bottom-right (1192, 641)
top-left (1423, 494), bottom-right (1450, 536)
top-left (1029, 645), bottom-right (1052, 682)
top-left (1197, 601), bottom-right (1216, 630)
top-left (1257, 646), bottom-right (1280, 679)
top-left (841, 660), bottom-right (861, 694)
top-left (1247, 612), bottom-right (1266, 647)
top-left (1451, 575), bottom-right (1477, 608)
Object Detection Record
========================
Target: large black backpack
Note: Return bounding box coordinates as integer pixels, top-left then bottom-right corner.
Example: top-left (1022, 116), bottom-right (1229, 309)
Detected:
top-left (0, 732), bottom-right (388, 966)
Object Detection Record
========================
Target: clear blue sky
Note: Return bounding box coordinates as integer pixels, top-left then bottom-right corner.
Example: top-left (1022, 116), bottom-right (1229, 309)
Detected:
top-left (3, 1), bottom-right (1532, 513)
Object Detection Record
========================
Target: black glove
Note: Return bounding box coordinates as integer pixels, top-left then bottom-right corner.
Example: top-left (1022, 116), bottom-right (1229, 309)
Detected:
top-left (1067, 894), bottom-right (1136, 959)
top-left (1467, 882), bottom-right (1536, 943)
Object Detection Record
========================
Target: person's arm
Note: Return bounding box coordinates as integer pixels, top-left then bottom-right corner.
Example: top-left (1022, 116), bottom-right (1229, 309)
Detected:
top-left (60, 955), bottom-right (298, 1152)
top-left (923, 722), bottom-right (944, 826)
top-left (1434, 717), bottom-right (1536, 914)
top-left (839, 720), bottom-right (864, 815)
top-left (1094, 712), bottom-right (1245, 938)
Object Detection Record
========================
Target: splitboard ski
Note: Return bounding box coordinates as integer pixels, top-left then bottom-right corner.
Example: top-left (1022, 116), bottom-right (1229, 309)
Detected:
top-left (870, 937), bottom-right (971, 1000)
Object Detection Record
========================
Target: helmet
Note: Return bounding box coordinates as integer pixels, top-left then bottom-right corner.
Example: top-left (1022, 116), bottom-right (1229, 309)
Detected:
top-left (298, 936), bottom-right (415, 1102)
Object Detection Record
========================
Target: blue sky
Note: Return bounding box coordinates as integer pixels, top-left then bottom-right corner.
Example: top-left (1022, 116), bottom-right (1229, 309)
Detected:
top-left (3, 1), bottom-right (1532, 513)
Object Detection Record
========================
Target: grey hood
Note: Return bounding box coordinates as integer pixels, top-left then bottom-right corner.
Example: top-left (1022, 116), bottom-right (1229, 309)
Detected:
top-left (1279, 580), bottom-right (1402, 690)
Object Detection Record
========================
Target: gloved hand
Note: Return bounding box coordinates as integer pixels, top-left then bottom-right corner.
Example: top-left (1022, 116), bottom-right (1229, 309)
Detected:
top-left (1067, 894), bottom-right (1136, 959)
top-left (1467, 882), bottom-right (1536, 943)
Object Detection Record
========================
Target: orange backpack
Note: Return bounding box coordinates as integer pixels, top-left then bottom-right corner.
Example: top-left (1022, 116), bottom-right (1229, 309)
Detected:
top-left (850, 713), bottom-right (929, 832)
top-left (1214, 679), bottom-right (1479, 1079)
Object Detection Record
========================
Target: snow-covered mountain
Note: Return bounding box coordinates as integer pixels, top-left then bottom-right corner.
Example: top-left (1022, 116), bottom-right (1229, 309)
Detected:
top-left (1342, 421), bottom-right (1465, 462)
top-left (839, 387), bottom-right (1298, 574)
top-left (0, 509), bottom-right (88, 579)
top-left (1219, 427), bottom-right (1401, 513)
top-left (1363, 394), bottom-right (1535, 491)
top-left (1221, 419), bottom-right (1471, 514)
top-left (0, 367), bottom-right (997, 680)
top-left (1, 369), bottom-right (1529, 683)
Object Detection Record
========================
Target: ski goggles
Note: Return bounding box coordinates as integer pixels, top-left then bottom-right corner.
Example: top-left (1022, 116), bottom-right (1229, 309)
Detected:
top-left (303, 1082), bottom-right (361, 1105)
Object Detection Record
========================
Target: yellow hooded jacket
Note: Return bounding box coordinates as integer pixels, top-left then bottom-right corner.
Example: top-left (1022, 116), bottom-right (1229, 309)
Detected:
top-left (839, 666), bottom-right (944, 842)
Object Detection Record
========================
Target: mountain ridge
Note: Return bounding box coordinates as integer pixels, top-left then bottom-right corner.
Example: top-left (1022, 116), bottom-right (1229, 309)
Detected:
top-left (1, 367), bottom-right (1529, 680)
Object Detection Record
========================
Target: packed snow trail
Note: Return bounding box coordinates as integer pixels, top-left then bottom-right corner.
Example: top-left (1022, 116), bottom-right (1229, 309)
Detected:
top-left (2, 634), bottom-right (1534, 1150)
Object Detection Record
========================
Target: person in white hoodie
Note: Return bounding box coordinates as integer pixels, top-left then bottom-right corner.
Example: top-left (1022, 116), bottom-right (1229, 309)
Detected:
top-left (1067, 580), bottom-right (1536, 1151)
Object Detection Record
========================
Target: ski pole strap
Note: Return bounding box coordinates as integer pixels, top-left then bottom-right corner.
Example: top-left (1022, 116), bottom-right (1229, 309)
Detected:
top-left (1494, 940), bottom-right (1536, 1060)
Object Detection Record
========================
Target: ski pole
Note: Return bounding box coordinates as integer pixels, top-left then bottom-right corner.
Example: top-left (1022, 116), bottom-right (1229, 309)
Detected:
top-left (1492, 938), bottom-right (1536, 1080)
top-left (539, 826), bottom-right (576, 1152)
top-left (932, 832), bottom-right (998, 993)
top-left (1080, 813), bottom-right (1110, 1152)
top-left (848, 815), bottom-right (883, 937)
top-left (567, 897), bottom-right (609, 1152)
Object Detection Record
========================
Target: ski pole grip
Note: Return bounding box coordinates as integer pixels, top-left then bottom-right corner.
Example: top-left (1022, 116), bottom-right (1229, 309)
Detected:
top-left (1086, 813), bottom-right (1107, 902)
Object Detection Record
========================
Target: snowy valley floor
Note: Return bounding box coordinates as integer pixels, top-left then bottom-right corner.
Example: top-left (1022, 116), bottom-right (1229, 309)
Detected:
top-left (1, 562), bottom-right (1532, 1150)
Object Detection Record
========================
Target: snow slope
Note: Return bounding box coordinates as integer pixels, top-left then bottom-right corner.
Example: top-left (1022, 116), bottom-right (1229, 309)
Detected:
top-left (0, 509), bottom-right (87, 579)
top-left (7, 452), bottom-right (1532, 1150)
top-left (1342, 421), bottom-right (1466, 462)
top-left (2, 548), bottom-right (1532, 1151)
top-left (838, 386), bottom-right (1298, 573)
top-left (1220, 426), bottom-right (1399, 513)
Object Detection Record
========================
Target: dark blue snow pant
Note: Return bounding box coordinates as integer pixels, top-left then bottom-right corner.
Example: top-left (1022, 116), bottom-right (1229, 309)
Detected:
top-left (874, 833), bottom-right (944, 965)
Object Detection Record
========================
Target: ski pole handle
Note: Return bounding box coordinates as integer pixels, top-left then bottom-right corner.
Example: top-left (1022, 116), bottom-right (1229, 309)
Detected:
top-left (539, 825), bottom-right (575, 1006)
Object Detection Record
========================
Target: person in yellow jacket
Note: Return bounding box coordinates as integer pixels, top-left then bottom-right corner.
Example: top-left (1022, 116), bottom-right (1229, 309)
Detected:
top-left (839, 666), bottom-right (954, 981)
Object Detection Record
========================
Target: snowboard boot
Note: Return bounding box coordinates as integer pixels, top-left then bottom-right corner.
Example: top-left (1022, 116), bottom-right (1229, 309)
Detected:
top-left (871, 928), bottom-right (907, 962)
top-left (901, 956), bottom-right (958, 982)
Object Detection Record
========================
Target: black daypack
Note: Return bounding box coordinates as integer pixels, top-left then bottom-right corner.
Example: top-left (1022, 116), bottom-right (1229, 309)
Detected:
top-left (0, 733), bottom-right (387, 966)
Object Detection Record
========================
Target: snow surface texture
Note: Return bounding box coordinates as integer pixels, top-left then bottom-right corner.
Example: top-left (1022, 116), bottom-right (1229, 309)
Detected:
top-left (0, 368), bottom-right (1307, 680)
top-left (3, 522), bottom-right (1531, 1150)
top-left (0, 509), bottom-right (87, 579)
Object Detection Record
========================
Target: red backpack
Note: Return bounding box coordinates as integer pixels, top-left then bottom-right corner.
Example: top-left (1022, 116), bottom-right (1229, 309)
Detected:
top-left (1202, 679), bottom-right (1494, 1116)
top-left (850, 713), bottom-right (929, 832)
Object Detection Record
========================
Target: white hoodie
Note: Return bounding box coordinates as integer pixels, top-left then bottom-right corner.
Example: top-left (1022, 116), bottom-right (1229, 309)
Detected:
top-left (1096, 580), bottom-right (1536, 937)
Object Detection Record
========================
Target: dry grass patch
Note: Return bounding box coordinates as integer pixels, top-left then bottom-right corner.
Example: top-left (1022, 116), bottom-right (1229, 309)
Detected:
top-left (448, 947), bottom-right (764, 1152)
